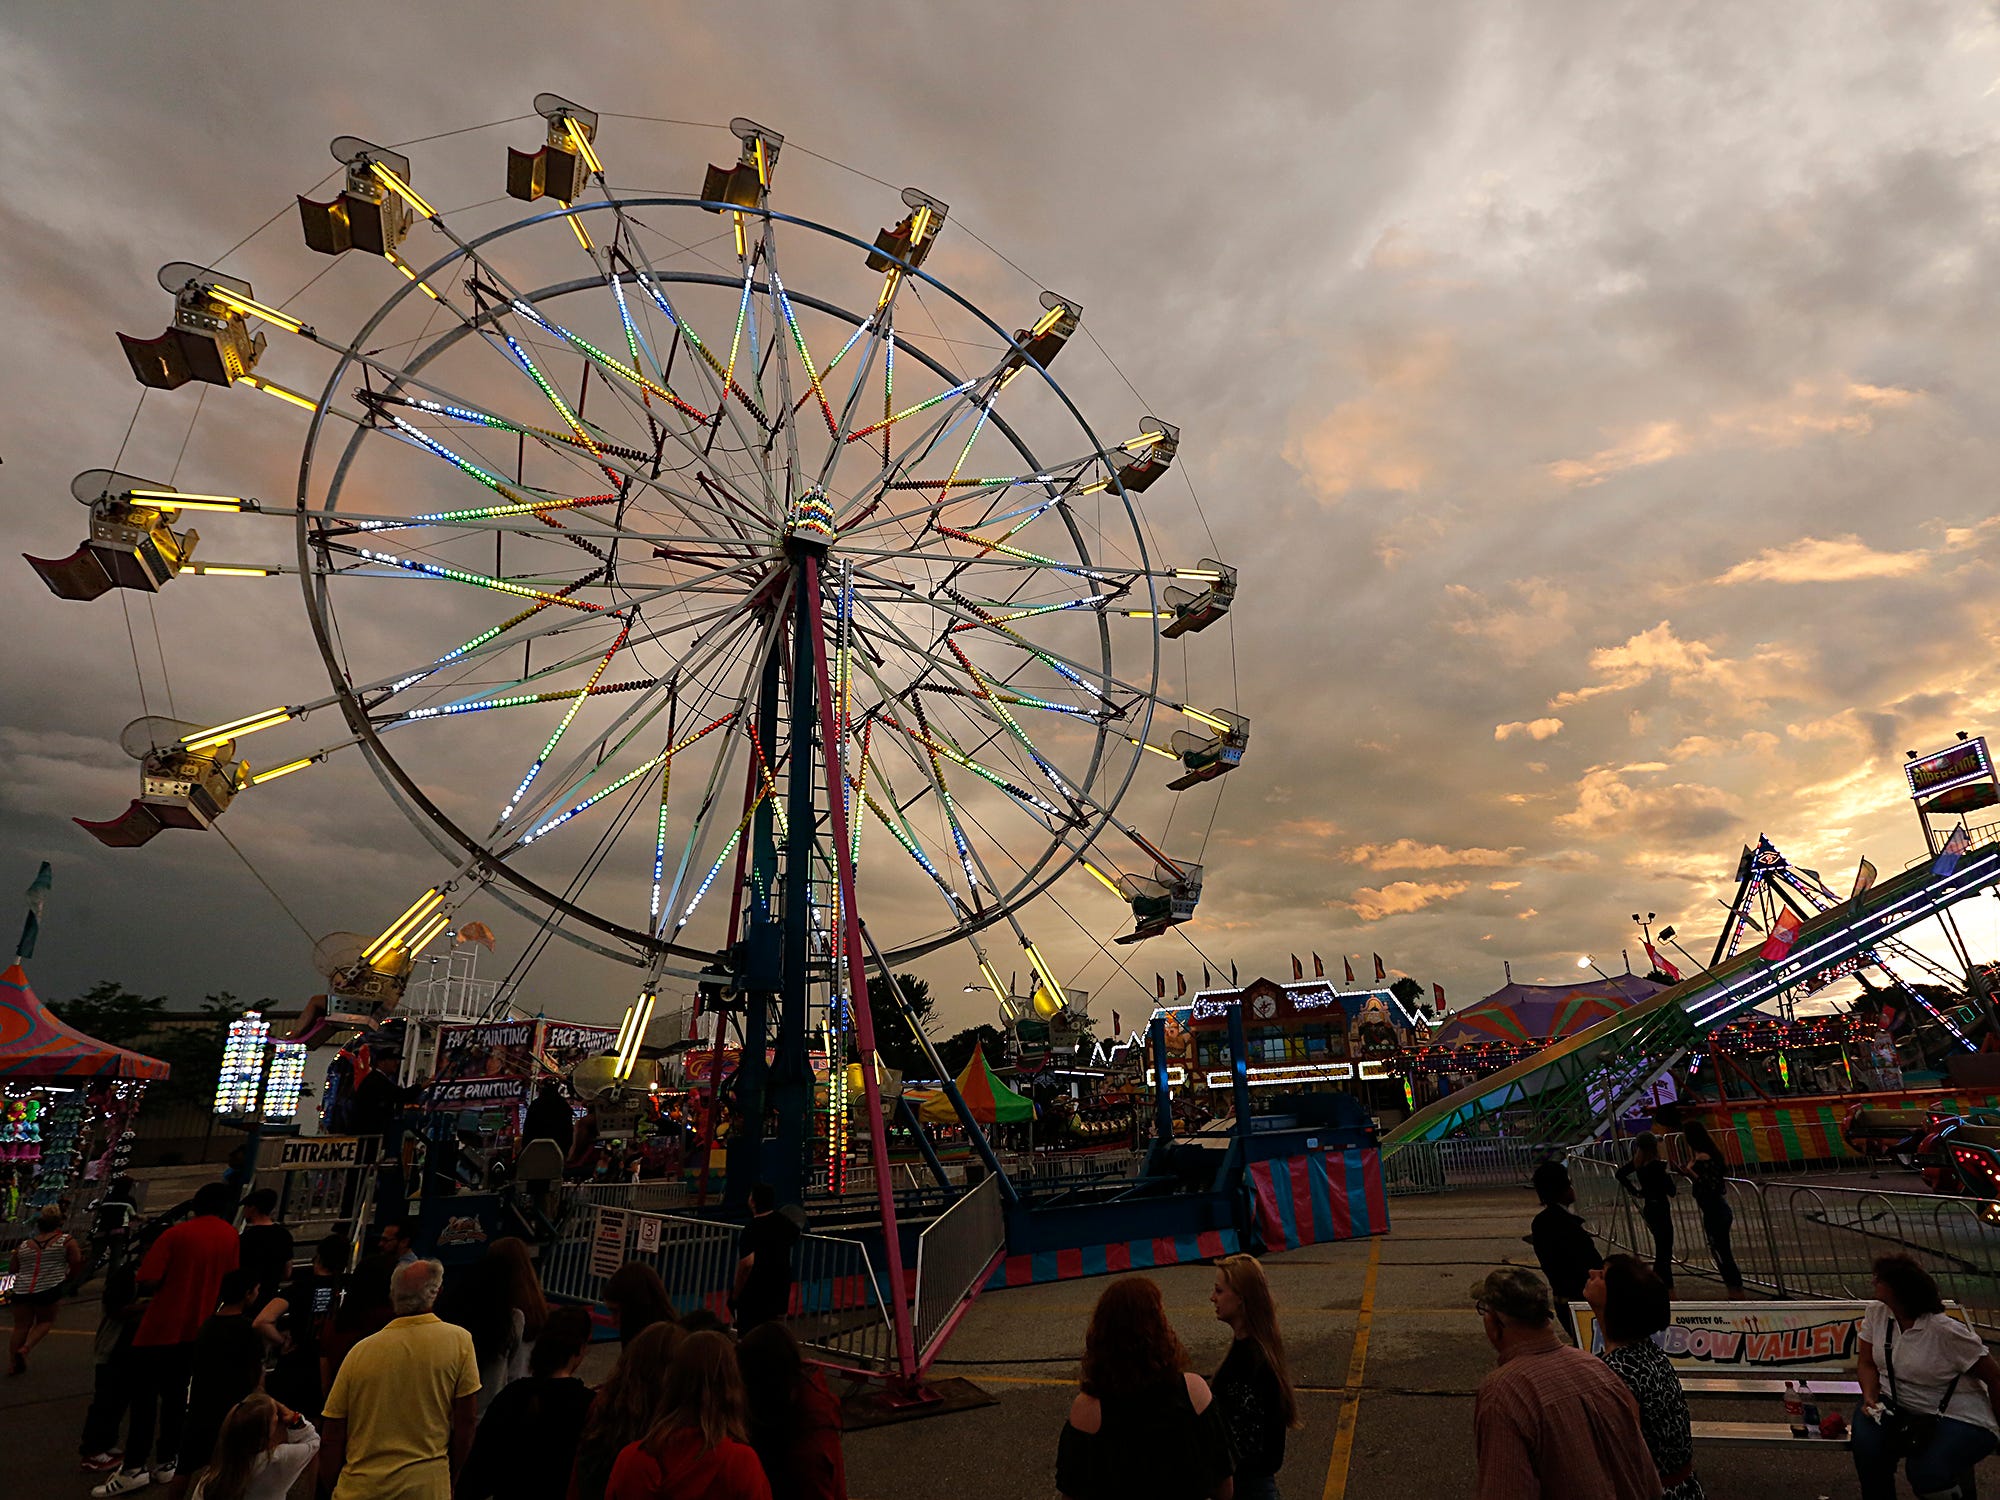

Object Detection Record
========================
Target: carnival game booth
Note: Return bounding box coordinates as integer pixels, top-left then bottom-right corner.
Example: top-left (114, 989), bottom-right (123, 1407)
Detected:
top-left (0, 964), bottom-right (167, 1234)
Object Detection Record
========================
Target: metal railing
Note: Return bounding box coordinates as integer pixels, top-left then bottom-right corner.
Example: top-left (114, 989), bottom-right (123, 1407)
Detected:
top-left (539, 1193), bottom-right (900, 1370)
top-left (912, 1176), bottom-right (1005, 1362)
top-left (565, 1178), bottom-right (692, 1214)
top-left (1381, 1137), bottom-right (1562, 1196)
top-left (1567, 1147), bottom-right (2000, 1335)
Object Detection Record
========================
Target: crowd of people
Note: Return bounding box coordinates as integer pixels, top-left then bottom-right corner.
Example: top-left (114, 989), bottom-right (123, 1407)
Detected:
top-left (15, 1176), bottom-right (844, 1500)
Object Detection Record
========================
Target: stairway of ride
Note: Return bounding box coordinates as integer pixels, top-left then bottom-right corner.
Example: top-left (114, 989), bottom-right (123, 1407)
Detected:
top-left (1384, 842), bottom-right (2000, 1149)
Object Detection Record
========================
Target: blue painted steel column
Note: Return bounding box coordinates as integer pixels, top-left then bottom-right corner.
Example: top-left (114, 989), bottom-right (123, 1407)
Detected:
top-left (1150, 1014), bottom-right (1175, 1149)
top-left (1225, 999), bottom-right (1253, 1149)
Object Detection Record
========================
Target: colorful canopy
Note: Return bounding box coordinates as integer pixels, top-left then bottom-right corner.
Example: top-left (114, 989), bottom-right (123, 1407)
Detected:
top-left (0, 964), bottom-right (171, 1080)
top-left (1431, 973), bottom-right (1663, 1048)
top-left (918, 1049), bottom-right (1033, 1124)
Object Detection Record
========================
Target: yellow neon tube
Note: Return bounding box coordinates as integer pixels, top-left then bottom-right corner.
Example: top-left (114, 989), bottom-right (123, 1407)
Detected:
top-left (616, 991), bottom-right (656, 1079)
top-left (205, 287), bottom-right (306, 335)
top-left (1078, 478), bottom-right (1110, 495)
top-left (125, 500), bottom-right (252, 516)
top-left (1127, 736), bottom-right (1179, 760)
top-left (564, 117), bottom-right (603, 175)
top-left (1030, 303), bottom-right (1069, 338)
top-left (361, 887), bottom-right (444, 963)
top-left (752, 137), bottom-right (768, 186)
top-left (241, 375), bottom-right (318, 411)
top-left (1173, 569), bottom-right (1223, 582)
top-left (1122, 432), bottom-right (1166, 452)
top-left (404, 912), bottom-right (453, 957)
top-left (909, 205), bottom-right (932, 245)
top-left (733, 213), bottom-right (746, 259)
top-left (1080, 859), bottom-right (1125, 898)
top-left (1023, 942), bottom-right (1065, 1011)
top-left (611, 1003), bottom-right (637, 1059)
top-left (384, 253), bottom-right (441, 300)
top-left (567, 215), bottom-right (594, 251)
top-left (369, 161), bottom-right (438, 220)
top-left (978, 958), bottom-right (1009, 1007)
top-left (1181, 706), bottom-right (1231, 733)
top-left (183, 707), bottom-right (292, 752)
top-left (191, 565), bottom-right (273, 578)
top-left (248, 757), bottom-right (315, 786)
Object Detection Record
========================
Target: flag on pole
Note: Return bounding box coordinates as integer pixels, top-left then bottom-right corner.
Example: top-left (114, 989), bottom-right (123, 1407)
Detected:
top-left (1112, 1009), bottom-right (1121, 1036)
top-left (1373, 953), bottom-right (1387, 982)
top-left (1291, 954), bottom-right (1303, 981)
top-left (1176, 972), bottom-right (1187, 998)
top-left (1760, 907), bottom-right (1804, 962)
top-left (456, 920), bottom-right (497, 952)
top-left (1230, 961), bottom-right (1238, 985)
top-left (1433, 981), bottom-right (1447, 1012)
top-left (1313, 953), bottom-right (1325, 978)
top-left (1934, 824), bottom-right (1971, 878)
top-left (1644, 941), bottom-right (1682, 983)
top-left (16, 861), bottom-right (51, 961)
top-left (1344, 956), bottom-right (1355, 986)
top-left (1852, 857), bottom-right (1878, 899)
top-left (1156, 974), bottom-right (1166, 999)
top-left (1203, 966), bottom-right (1212, 989)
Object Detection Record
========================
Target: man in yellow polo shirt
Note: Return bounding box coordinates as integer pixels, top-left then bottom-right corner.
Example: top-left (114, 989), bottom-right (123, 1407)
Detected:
top-left (319, 1257), bottom-right (478, 1500)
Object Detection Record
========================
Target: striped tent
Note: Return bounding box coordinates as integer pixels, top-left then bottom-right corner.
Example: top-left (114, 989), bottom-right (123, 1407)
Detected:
top-left (1432, 973), bottom-right (1662, 1048)
top-left (918, 1049), bottom-right (1032, 1124)
top-left (0, 964), bottom-right (170, 1079)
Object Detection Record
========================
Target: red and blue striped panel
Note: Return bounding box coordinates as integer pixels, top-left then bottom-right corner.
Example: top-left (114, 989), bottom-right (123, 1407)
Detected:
top-left (1248, 1148), bottom-right (1391, 1252)
top-left (983, 1227), bottom-right (1241, 1289)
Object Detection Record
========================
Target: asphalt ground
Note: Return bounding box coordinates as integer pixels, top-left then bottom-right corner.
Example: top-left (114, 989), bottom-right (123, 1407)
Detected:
top-left (5, 1186), bottom-right (1882, 1500)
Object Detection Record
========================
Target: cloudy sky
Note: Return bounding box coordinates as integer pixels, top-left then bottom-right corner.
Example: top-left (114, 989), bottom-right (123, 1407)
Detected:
top-left (6, 1), bottom-right (2000, 1040)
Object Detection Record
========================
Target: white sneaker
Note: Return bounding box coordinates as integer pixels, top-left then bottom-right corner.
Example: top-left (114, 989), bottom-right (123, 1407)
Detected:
top-left (91, 1471), bottom-right (152, 1497)
top-left (150, 1464), bottom-right (176, 1485)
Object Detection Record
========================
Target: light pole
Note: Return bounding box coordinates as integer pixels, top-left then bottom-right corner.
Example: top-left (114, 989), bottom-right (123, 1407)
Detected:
top-left (1577, 954), bottom-right (1616, 984)
top-left (1656, 925), bottom-right (1704, 975)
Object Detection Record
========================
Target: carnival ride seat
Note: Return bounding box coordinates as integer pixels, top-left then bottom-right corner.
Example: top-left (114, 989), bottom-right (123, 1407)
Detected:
top-left (1161, 558), bottom-right (1237, 639)
top-left (1111, 419), bottom-right (1180, 494)
top-left (26, 470), bottom-right (198, 602)
top-left (313, 931), bottom-right (412, 1025)
top-left (506, 95), bottom-right (599, 206)
top-left (865, 187), bottom-right (948, 272)
top-left (1115, 862), bottom-right (1204, 944)
top-left (1004, 291), bottom-right (1081, 375)
top-left (1167, 712), bottom-right (1249, 791)
top-left (298, 139), bottom-right (416, 258)
top-left (74, 717), bottom-right (244, 848)
top-left (701, 118), bottom-right (783, 210)
top-left (118, 263), bottom-right (268, 391)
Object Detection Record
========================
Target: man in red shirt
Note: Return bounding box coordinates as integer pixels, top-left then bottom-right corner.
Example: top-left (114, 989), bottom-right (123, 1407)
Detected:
top-left (93, 1182), bottom-right (242, 1496)
top-left (1470, 1266), bottom-right (1661, 1500)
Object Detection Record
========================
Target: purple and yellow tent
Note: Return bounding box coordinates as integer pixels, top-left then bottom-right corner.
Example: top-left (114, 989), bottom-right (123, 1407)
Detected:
top-left (1432, 973), bottom-right (1663, 1049)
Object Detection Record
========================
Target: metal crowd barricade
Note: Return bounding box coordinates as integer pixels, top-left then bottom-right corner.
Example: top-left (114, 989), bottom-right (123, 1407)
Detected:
top-left (1566, 1149), bottom-right (2000, 1336)
top-left (538, 1192), bottom-right (901, 1371)
top-left (1381, 1137), bottom-right (1563, 1196)
top-left (911, 1175), bottom-right (1005, 1364)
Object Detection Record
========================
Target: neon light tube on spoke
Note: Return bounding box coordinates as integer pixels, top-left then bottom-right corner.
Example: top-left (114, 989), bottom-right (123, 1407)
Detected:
top-left (564, 117), bottom-right (603, 176)
top-left (204, 287), bottom-right (308, 335)
top-left (241, 375), bottom-right (319, 411)
top-left (384, 253), bottom-right (441, 300)
top-left (361, 887), bottom-right (444, 963)
top-left (248, 757), bottom-right (315, 786)
top-left (1080, 859), bottom-right (1125, 898)
top-left (184, 708), bottom-right (293, 751)
top-left (369, 161), bottom-right (438, 220)
top-left (126, 491), bottom-right (257, 513)
top-left (1181, 706), bottom-right (1231, 733)
top-left (1024, 942), bottom-right (1065, 1012)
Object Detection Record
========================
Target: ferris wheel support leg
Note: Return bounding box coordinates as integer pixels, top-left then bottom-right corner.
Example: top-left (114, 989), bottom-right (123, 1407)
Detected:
top-left (723, 641), bottom-right (785, 1211)
top-left (768, 583), bottom-right (821, 1210)
top-left (801, 553), bottom-right (919, 1386)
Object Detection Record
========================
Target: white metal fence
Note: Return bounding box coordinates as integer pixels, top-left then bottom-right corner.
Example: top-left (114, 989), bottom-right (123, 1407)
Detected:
top-left (912, 1176), bottom-right (1005, 1362)
top-left (1567, 1141), bottom-right (2000, 1335)
top-left (1381, 1137), bottom-right (1562, 1196)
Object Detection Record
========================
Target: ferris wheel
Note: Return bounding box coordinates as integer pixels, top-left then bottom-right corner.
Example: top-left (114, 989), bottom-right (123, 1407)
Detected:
top-left (30, 96), bottom-right (1244, 1040)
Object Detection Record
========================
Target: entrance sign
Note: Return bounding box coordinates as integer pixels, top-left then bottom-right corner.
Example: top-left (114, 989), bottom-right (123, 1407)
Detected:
top-left (274, 1135), bottom-right (362, 1170)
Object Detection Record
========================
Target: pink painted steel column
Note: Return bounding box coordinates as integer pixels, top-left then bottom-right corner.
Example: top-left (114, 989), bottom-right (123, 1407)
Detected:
top-left (801, 553), bottom-right (918, 1381)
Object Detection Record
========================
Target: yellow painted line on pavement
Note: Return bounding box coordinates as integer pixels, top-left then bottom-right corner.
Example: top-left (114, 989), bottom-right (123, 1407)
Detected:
top-left (1321, 1236), bottom-right (1380, 1500)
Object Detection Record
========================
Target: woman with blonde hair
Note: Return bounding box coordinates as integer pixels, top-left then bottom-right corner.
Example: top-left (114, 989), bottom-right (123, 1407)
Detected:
top-left (1211, 1255), bottom-right (1300, 1499)
top-left (9, 1203), bottom-right (82, 1373)
top-left (188, 1394), bottom-right (319, 1500)
top-left (1057, 1276), bottom-right (1233, 1500)
top-left (604, 1331), bottom-right (769, 1500)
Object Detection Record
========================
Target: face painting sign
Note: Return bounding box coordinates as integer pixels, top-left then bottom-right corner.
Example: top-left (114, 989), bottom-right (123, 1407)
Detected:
top-left (432, 1020), bottom-right (535, 1107)
top-left (541, 1021), bottom-right (619, 1075)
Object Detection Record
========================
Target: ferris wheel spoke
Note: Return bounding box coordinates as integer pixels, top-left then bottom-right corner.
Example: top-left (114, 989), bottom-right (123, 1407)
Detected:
top-left (493, 602), bottom-right (763, 842)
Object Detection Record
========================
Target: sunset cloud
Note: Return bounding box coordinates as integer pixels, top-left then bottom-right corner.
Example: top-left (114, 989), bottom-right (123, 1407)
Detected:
top-left (1495, 718), bottom-right (1565, 741)
top-left (1713, 535), bottom-right (1930, 586)
top-left (1343, 880), bottom-right (1472, 922)
top-left (1345, 839), bottom-right (1521, 869)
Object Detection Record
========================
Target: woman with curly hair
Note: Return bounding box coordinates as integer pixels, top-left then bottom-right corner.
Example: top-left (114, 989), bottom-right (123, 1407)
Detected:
top-left (1056, 1276), bottom-right (1234, 1500)
top-left (568, 1321), bottom-right (684, 1500)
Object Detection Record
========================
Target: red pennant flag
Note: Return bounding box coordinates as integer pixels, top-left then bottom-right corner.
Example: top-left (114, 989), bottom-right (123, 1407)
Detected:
top-left (1433, 982), bottom-right (1446, 1012)
top-left (1291, 954), bottom-right (1303, 981)
top-left (1156, 974), bottom-right (1166, 999)
top-left (1112, 1009), bottom-right (1121, 1036)
top-left (1313, 953), bottom-right (1325, 978)
top-left (1343, 956), bottom-right (1355, 986)
top-left (1373, 953), bottom-right (1387, 982)
top-left (1176, 971), bottom-right (1187, 998)
top-left (1760, 908), bottom-right (1804, 962)
top-left (1644, 941), bottom-right (1682, 983)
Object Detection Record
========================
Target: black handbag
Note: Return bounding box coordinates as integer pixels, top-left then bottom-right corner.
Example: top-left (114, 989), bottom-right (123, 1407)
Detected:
top-left (1880, 1319), bottom-right (1968, 1457)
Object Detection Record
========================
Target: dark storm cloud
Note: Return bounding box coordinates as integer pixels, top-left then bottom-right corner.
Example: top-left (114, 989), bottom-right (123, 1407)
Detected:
top-left (5, 1), bottom-right (2000, 1032)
